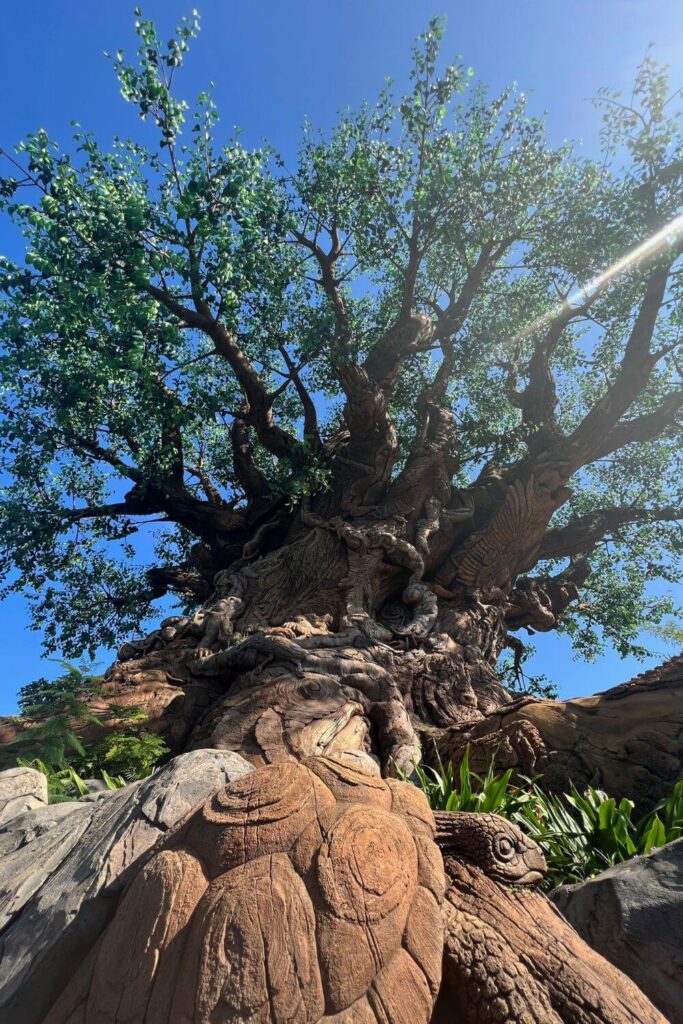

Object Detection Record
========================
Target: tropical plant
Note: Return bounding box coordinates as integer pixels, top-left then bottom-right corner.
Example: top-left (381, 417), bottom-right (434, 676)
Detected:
top-left (399, 745), bottom-right (523, 814)
top-left (3, 661), bottom-right (103, 771)
top-left (2, 660), bottom-right (170, 796)
top-left (406, 747), bottom-right (683, 887)
top-left (84, 729), bottom-right (169, 780)
top-left (17, 755), bottom-right (127, 803)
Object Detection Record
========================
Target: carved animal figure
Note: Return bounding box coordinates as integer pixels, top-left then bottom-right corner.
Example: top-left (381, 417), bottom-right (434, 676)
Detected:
top-left (41, 757), bottom-right (666, 1024)
top-left (43, 756), bottom-right (445, 1024)
top-left (435, 809), bottom-right (548, 885)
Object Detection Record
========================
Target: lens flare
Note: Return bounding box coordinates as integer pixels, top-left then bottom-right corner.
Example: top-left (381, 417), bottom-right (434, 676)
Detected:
top-left (510, 210), bottom-right (683, 346)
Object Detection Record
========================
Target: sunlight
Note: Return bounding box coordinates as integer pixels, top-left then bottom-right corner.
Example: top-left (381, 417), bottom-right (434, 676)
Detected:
top-left (511, 209), bottom-right (683, 345)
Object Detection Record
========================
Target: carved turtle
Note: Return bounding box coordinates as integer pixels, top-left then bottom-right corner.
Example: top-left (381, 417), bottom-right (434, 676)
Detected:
top-left (42, 757), bottom-right (663, 1024)
top-left (44, 756), bottom-right (446, 1024)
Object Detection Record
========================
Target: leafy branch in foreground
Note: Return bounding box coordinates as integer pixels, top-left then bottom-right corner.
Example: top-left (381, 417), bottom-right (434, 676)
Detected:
top-left (16, 756), bottom-right (127, 803)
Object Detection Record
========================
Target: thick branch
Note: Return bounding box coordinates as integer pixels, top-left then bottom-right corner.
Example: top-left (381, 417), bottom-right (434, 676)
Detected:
top-left (504, 562), bottom-right (590, 632)
top-left (145, 282), bottom-right (297, 459)
top-left (230, 415), bottom-right (271, 501)
top-left (592, 389), bottom-right (683, 459)
top-left (278, 345), bottom-right (321, 449)
top-left (185, 464), bottom-right (228, 507)
top-left (146, 563), bottom-right (212, 602)
top-left (537, 505), bottom-right (682, 562)
top-left (567, 261), bottom-right (674, 465)
top-left (364, 243), bottom-right (504, 397)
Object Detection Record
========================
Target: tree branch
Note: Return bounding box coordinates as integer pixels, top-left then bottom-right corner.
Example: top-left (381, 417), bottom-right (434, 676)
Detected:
top-left (145, 282), bottom-right (297, 459)
top-left (591, 388), bottom-right (683, 459)
top-left (146, 563), bottom-right (212, 602)
top-left (278, 345), bottom-right (321, 449)
top-left (230, 415), bottom-right (271, 501)
top-left (537, 505), bottom-right (682, 562)
top-left (567, 260), bottom-right (676, 465)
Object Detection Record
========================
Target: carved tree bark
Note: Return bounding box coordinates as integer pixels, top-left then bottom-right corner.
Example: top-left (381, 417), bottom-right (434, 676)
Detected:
top-left (440, 657), bottom-right (683, 815)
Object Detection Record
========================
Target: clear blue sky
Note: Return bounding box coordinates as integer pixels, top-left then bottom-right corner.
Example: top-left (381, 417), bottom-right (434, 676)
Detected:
top-left (0, 0), bottom-right (681, 713)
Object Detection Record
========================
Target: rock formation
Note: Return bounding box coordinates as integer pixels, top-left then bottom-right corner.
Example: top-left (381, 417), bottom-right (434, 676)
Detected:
top-left (436, 854), bottom-right (665, 1024)
top-left (553, 838), bottom-right (683, 1024)
top-left (441, 657), bottom-right (683, 814)
top-left (0, 750), bottom-right (253, 1024)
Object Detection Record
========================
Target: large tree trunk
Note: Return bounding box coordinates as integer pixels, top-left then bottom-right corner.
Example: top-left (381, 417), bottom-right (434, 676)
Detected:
top-left (1, 524), bottom-right (675, 1023)
top-left (5, 521), bottom-right (676, 813)
top-left (51, 520), bottom-right (512, 776)
top-left (3, 520), bottom-right (679, 819)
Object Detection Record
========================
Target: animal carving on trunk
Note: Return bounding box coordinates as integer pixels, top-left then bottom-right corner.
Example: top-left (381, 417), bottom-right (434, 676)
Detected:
top-left (40, 757), bottom-right (666, 1024)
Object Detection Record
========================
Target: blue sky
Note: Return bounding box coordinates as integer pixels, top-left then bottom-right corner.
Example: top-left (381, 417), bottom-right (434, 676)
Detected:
top-left (0, 0), bottom-right (681, 713)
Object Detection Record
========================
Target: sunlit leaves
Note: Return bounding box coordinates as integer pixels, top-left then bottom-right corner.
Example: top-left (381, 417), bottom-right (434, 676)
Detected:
top-left (0, 13), bottom-right (680, 661)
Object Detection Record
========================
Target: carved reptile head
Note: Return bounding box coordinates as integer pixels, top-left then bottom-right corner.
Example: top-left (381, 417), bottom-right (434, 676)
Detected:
top-left (434, 810), bottom-right (548, 885)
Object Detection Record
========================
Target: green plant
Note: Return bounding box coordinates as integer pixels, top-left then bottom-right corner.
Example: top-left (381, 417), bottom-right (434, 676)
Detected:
top-left (86, 730), bottom-right (169, 780)
top-left (17, 756), bottom-right (127, 803)
top-left (2, 661), bottom-right (104, 772)
top-left (398, 745), bottom-right (525, 815)
top-left (3, 660), bottom-right (170, 800)
top-left (406, 746), bottom-right (683, 888)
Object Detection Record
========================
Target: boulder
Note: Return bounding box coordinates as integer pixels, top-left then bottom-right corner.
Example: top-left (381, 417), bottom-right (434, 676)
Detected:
top-left (0, 749), bottom-right (253, 1024)
top-left (0, 766), bottom-right (47, 825)
top-left (552, 838), bottom-right (683, 1024)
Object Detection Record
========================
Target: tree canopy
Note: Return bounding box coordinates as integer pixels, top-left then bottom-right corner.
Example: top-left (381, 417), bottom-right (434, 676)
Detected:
top-left (0, 12), bottom-right (681, 661)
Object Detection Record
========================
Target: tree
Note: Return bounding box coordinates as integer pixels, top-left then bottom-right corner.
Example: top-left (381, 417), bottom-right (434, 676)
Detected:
top-left (0, 13), bottom-right (682, 776)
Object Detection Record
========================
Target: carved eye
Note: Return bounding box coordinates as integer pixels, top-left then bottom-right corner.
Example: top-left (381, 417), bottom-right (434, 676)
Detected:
top-left (495, 835), bottom-right (516, 861)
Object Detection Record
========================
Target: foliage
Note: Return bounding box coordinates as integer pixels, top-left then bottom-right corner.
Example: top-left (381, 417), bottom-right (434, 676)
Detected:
top-left (82, 729), bottom-right (169, 779)
top-left (497, 643), bottom-right (559, 700)
top-left (406, 746), bottom-right (683, 888)
top-left (5, 661), bottom-right (104, 769)
top-left (17, 756), bottom-right (127, 803)
top-left (0, 12), bottom-right (680, 662)
top-left (1, 661), bottom-right (170, 799)
top-left (399, 745), bottom-right (521, 814)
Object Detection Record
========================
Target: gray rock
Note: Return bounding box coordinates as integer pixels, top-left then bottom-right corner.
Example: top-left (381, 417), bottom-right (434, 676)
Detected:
top-left (0, 748), bottom-right (253, 1024)
top-left (81, 777), bottom-right (111, 794)
top-left (0, 767), bottom-right (48, 825)
top-left (552, 838), bottom-right (683, 1023)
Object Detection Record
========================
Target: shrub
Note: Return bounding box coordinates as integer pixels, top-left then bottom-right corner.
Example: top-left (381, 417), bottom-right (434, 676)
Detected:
top-left (404, 747), bottom-right (683, 888)
top-left (2, 661), bottom-right (170, 800)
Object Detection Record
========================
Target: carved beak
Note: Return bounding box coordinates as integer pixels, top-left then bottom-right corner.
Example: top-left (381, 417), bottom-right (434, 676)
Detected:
top-left (518, 846), bottom-right (548, 885)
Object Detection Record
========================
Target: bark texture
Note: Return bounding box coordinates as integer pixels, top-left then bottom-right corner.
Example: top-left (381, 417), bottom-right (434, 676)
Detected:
top-left (440, 656), bottom-right (683, 814)
top-left (21, 756), bottom-right (665, 1024)
top-left (43, 757), bottom-right (445, 1024)
top-left (435, 854), bottom-right (666, 1024)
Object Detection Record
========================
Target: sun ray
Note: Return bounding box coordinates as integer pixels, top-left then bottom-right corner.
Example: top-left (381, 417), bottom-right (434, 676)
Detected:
top-left (509, 210), bottom-right (683, 347)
